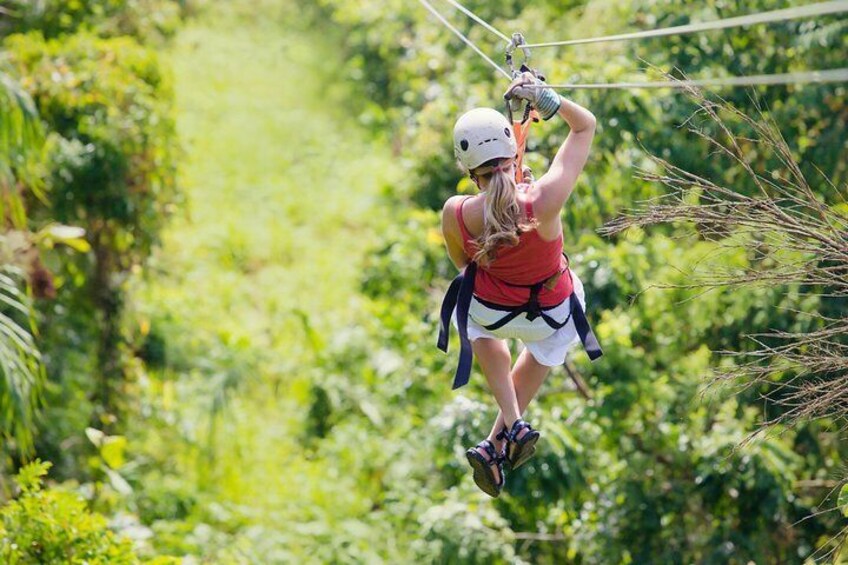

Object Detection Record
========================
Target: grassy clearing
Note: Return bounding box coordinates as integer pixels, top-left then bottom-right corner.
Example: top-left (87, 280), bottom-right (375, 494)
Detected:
top-left (130, 1), bottom-right (403, 558)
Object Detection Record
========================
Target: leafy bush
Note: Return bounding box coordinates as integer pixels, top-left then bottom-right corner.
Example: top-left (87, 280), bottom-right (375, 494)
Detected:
top-left (4, 31), bottom-right (178, 248)
top-left (3, 29), bottom-right (179, 429)
top-left (0, 460), bottom-right (141, 564)
top-left (0, 0), bottom-right (185, 42)
top-left (0, 70), bottom-right (44, 210)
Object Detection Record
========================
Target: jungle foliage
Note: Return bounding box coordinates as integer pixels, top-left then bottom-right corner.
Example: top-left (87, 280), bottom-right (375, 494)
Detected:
top-left (0, 0), bottom-right (845, 563)
top-left (1, 1), bottom-right (184, 560)
top-left (301, 0), bottom-right (848, 562)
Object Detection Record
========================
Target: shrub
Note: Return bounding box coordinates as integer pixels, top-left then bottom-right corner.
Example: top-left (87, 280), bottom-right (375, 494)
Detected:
top-left (0, 0), bottom-right (184, 42)
top-left (0, 460), bottom-right (140, 564)
top-left (4, 31), bottom-right (178, 249)
top-left (4, 30), bottom-right (179, 423)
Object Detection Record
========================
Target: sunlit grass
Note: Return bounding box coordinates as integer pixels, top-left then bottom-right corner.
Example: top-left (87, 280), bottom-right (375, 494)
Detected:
top-left (130, 1), bottom-right (403, 556)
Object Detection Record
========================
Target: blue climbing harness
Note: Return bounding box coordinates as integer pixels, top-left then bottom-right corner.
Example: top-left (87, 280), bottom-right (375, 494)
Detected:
top-left (437, 262), bottom-right (603, 390)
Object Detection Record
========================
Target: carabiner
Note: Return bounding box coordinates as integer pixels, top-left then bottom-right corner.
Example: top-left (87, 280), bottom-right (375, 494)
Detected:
top-left (505, 32), bottom-right (531, 78)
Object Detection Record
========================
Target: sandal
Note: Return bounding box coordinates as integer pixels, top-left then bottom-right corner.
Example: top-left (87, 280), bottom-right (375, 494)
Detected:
top-left (465, 440), bottom-right (505, 498)
top-left (502, 419), bottom-right (540, 470)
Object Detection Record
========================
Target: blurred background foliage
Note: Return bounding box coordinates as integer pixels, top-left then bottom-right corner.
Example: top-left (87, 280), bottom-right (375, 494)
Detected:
top-left (0, 0), bottom-right (846, 562)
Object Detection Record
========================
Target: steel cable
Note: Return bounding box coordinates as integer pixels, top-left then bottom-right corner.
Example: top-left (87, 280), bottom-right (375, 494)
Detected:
top-left (441, 0), bottom-right (510, 42)
top-left (524, 0), bottom-right (848, 48)
top-left (420, 0), bottom-right (848, 90)
top-left (535, 68), bottom-right (848, 90)
top-left (418, 0), bottom-right (511, 80)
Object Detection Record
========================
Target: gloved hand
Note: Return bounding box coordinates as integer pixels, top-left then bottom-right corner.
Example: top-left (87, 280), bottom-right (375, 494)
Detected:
top-left (504, 71), bottom-right (561, 121)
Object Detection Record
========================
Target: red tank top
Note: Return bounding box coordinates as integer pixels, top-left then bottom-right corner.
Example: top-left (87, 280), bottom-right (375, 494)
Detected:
top-left (457, 195), bottom-right (573, 307)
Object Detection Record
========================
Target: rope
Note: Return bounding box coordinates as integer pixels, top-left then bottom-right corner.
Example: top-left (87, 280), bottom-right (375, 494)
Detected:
top-left (418, 0), bottom-right (848, 90)
top-left (418, 0), bottom-right (511, 80)
top-left (523, 0), bottom-right (848, 48)
top-left (441, 0), bottom-right (510, 42)
top-left (530, 68), bottom-right (848, 90)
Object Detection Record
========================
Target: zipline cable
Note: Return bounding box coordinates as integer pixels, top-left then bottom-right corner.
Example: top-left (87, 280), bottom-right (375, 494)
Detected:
top-left (420, 0), bottom-right (848, 90)
top-left (532, 68), bottom-right (848, 90)
top-left (418, 0), bottom-right (512, 80)
top-left (441, 0), bottom-right (510, 42)
top-left (523, 0), bottom-right (848, 48)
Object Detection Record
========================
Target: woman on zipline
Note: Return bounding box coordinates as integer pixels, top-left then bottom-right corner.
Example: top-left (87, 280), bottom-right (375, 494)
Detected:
top-left (439, 72), bottom-right (601, 497)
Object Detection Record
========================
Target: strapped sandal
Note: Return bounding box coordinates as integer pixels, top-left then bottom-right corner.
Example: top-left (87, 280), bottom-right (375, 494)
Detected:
top-left (465, 440), bottom-right (505, 498)
top-left (504, 419), bottom-right (540, 470)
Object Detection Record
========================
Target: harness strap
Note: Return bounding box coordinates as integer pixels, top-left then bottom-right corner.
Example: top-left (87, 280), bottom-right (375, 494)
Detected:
top-left (480, 285), bottom-right (574, 332)
top-left (437, 262), bottom-right (603, 390)
top-left (570, 293), bottom-right (603, 360)
top-left (482, 308), bottom-right (574, 332)
top-left (480, 290), bottom-right (601, 357)
top-left (437, 262), bottom-right (478, 390)
top-left (513, 106), bottom-right (539, 185)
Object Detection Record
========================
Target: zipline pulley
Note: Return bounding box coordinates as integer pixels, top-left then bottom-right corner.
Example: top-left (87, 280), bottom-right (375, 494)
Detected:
top-left (505, 32), bottom-right (531, 78)
top-left (504, 32), bottom-right (546, 183)
top-left (503, 32), bottom-right (547, 125)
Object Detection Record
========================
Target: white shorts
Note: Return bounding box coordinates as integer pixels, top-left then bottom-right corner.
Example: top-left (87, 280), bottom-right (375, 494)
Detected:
top-left (453, 269), bottom-right (588, 367)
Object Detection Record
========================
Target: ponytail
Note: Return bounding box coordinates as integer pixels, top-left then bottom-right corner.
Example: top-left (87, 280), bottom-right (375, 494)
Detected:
top-left (472, 160), bottom-right (534, 264)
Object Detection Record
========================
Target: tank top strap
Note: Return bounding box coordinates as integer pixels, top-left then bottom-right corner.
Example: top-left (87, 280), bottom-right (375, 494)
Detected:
top-left (455, 195), bottom-right (475, 244)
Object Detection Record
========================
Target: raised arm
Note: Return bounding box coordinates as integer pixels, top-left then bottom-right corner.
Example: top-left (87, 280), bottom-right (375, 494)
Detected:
top-left (505, 73), bottom-right (596, 223)
top-left (532, 96), bottom-right (596, 222)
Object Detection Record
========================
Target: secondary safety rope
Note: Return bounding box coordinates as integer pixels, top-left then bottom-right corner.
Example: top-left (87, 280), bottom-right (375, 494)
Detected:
top-left (524, 0), bottom-right (848, 49)
top-left (421, 0), bottom-right (848, 90)
top-left (534, 68), bottom-right (848, 90)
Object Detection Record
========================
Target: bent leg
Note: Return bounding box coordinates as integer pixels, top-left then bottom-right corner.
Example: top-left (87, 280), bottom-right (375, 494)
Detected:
top-left (487, 347), bottom-right (551, 450)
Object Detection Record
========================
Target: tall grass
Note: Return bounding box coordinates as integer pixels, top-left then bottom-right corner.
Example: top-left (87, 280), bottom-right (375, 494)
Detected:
top-left (128, 2), bottom-right (406, 559)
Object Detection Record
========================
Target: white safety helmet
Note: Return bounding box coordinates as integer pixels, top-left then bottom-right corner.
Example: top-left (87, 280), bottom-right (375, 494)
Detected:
top-left (453, 107), bottom-right (517, 171)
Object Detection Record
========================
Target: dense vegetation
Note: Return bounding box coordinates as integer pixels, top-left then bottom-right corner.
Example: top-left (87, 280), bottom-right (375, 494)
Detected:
top-left (0, 0), bottom-right (846, 562)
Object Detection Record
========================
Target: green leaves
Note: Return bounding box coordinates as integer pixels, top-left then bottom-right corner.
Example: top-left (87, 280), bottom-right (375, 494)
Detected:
top-left (0, 0), bottom-right (184, 41)
top-left (311, 0), bottom-right (848, 562)
top-left (0, 70), bottom-right (45, 228)
top-left (0, 269), bottom-right (43, 454)
top-left (839, 484), bottom-right (848, 518)
top-left (2, 1), bottom-right (845, 563)
top-left (12, 459), bottom-right (51, 495)
top-left (35, 224), bottom-right (90, 253)
top-left (4, 30), bottom-right (179, 260)
top-left (86, 427), bottom-right (134, 498)
top-left (0, 460), bottom-right (142, 564)
top-left (85, 427), bottom-right (128, 470)
top-left (1, 16), bottom-right (180, 446)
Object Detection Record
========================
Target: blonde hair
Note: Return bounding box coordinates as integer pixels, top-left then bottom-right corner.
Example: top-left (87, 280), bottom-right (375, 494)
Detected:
top-left (470, 158), bottom-right (535, 264)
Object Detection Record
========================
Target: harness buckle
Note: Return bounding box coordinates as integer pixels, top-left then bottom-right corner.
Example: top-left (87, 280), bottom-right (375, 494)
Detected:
top-left (543, 270), bottom-right (563, 291)
top-left (525, 283), bottom-right (543, 321)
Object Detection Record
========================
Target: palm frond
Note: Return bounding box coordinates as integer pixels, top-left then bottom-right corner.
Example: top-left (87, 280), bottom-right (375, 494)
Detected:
top-left (0, 41), bottom-right (47, 457)
top-left (0, 69), bottom-right (45, 226)
top-left (0, 266), bottom-right (43, 454)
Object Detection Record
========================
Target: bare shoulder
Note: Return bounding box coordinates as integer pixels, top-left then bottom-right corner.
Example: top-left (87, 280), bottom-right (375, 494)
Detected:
top-left (526, 179), bottom-right (563, 223)
top-left (441, 195), bottom-right (465, 234)
top-left (442, 194), bottom-right (465, 217)
top-left (526, 183), bottom-right (564, 238)
top-left (442, 194), bottom-right (466, 214)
